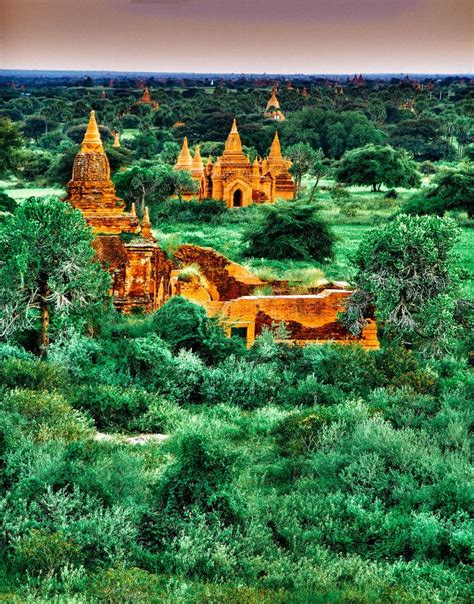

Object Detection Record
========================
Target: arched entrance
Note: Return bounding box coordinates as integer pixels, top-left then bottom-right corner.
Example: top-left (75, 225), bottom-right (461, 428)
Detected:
top-left (232, 189), bottom-right (243, 207)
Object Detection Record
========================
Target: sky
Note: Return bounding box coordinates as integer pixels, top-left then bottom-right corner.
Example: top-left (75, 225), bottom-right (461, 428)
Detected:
top-left (1, 0), bottom-right (473, 74)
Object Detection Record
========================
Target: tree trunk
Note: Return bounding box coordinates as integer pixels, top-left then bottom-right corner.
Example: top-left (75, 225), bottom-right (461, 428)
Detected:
top-left (39, 299), bottom-right (50, 355)
top-left (39, 274), bottom-right (50, 356)
top-left (308, 176), bottom-right (320, 203)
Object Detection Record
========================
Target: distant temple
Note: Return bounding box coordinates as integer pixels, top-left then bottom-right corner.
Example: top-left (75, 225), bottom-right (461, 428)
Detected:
top-left (264, 89), bottom-right (286, 121)
top-left (133, 87), bottom-right (159, 111)
top-left (64, 111), bottom-right (378, 349)
top-left (175, 119), bottom-right (295, 206)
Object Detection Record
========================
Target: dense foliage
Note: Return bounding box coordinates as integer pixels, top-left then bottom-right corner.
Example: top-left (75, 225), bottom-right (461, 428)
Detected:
top-left (335, 144), bottom-right (421, 191)
top-left (344, 214), bottom-right (467, 356)
top-left (0, 198), bottom-right (110, 352)
top-left (0, 75), bottom-right (472, 602)
top-left (244, 203), bottom-right (335, 262)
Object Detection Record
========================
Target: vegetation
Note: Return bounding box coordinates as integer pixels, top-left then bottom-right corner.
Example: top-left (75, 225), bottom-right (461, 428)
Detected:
top-left (0, 74), bottom-right (472, 602)
top-left (335, 144), bottom-right (421, 191)
top-left (244, 203), bottom-right (335, 262)
top-left (0, 197), bottom-right (110, 353)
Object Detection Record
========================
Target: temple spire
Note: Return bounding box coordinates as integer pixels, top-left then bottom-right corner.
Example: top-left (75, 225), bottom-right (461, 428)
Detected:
top-left (266, 91), bottom-right (280, 111)
top-left (269, 131), bottom-right (283, 159)
top-left (141, 206), bottom-right (152, 238)
top-left (113, 132), bottom-right (121, 148)
top-left (191, 144), bottom-right (204, 171)
top-left (224, 119), bottom-right (243, 154)
top-left (81, 110), bottom-right (103, 153)
top-left (175, 137), bottom-right (193, 170)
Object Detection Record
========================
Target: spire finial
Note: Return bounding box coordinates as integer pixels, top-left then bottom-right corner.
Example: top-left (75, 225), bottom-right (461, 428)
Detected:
top-left (175, 137), bottom-right (193, 170)
top-left (81, 110), bottom-right (103, 152)
top-left (141, 206), bottom-right (152, 238)
top-left (231, 118), bottom-right (238, 133)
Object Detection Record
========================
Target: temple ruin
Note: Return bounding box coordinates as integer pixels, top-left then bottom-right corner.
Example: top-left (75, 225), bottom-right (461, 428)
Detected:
top-left (65, 111), bottom-right (379, 349)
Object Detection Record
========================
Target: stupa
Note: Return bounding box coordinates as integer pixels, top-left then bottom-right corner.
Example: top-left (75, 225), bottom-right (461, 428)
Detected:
top-left (264, 90), bottom-right (286, 121)
top-left (65, 111), bottom-right (167, 312)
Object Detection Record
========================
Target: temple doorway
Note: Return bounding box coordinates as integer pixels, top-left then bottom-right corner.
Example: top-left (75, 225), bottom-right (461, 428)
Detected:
top-left (232, 189), bottom-right (243, 207)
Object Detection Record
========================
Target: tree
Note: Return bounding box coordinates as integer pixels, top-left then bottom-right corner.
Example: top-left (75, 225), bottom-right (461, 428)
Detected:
top-left (0, 191), bottom-right (17, 215)
top-left (389, 117), bottom-right (451, 161)
top-left (0, 118), bottom-right (23, 177)
top-left (286, 143), bottom-right (319, 199)
top-left (0, 198), bottom-right (110, 354)
top-left (307, 148), bottom-right (327, 202)
top-left (343, 215), bottom-right (465, 356)
top-left (401, 164), bottom-right (474, 218)
top-left (244, 203), bottom-right (335, 262)
top-left (114, 164), bottom-right (197, 215)
top-left (335, 144), bottom-right (421, 192)
top-left (23, 115), bottom-right (58, 141)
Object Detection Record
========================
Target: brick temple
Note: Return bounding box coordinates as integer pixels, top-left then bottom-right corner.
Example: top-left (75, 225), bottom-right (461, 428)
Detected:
top-left (65, 111), bottom-right (378, 349)
top-left (174, 119), bottom-right (295, 206)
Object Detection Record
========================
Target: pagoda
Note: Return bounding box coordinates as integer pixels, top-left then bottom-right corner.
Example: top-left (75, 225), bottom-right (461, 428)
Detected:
top-left (133, 87), bottom-right (159, 111)
top-left (65, 111), bottom-right (168, 312)
top-left (175, 120), bottom-right (295, 206)
top-left (264, 89), bottom-right (285, 121)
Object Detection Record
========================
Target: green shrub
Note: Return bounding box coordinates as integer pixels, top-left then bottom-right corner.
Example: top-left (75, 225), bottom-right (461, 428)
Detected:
top-left (244, 203), bottom-right (335, 262)
top-left (0, 358), bottom-right (69, 391)
top-left (68, 384), bottom-right (158, 432)
top-left (202, 356), bottom-right (281, 408)
top-left (152, 296), bottom-right (244, 362)
top-left (88, 566), bottom-right (164, 603)
top-left (4, 389), bottom-right (93, 443)
top-left (13, 529), bottom-right (82, 574)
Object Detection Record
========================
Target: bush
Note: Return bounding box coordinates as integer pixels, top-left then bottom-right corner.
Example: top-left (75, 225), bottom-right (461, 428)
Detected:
top-left (152, 197), bottom-right (226, 224)
top-left (202, 356), bottom-right (281, 409)
top-left (88, 566), bottom-right (163, 603)
top-left (0, 190), bottom-right (17, 213)
top-left (4, 389), bottom-right (93, 442)
top-left (0, 358), bottom-right (69, 390)
top-left (244, 203), bottom-right (335, 262)
top-left (152, 296), bottom-right (244, 362)
top-left (13, 529), bottom-right (82, 575)
top-left (68, 384), bottom-right (159, 432)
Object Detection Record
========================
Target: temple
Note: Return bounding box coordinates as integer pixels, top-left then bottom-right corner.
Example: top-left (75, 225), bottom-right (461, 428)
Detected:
top-left (133, 87), bottom-right (159, 111)
top-left (175, 119), bottom-right (295, 206)
top-left (65, 111), bottom-right (168, 312)
top-left (264, 89), bottom-right (286, 121)
top-left (65, 111), bottom-right (378, 349)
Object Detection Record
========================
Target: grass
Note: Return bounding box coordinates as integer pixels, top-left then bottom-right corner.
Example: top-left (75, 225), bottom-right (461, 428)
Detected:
top-left (3, 187), bottom-right (65, 201)
top-left (4, 182), bottom-right (471, 297)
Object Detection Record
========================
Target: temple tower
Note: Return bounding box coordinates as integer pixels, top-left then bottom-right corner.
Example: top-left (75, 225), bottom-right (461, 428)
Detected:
top-left (66, 111), bottom-right (139, 234)
top-left (175, 137), bottom-right (193, 170)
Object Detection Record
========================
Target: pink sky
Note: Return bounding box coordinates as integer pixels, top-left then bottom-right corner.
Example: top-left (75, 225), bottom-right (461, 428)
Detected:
top-left (1, 0), bottom-right (473, 73)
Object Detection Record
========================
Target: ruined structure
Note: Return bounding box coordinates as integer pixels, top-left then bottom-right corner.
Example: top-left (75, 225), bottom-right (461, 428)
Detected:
top-left (66, 111), bottom-right (378, 349)
top-left (66, 111), bottom-right (169, 312)
top-left (175, 119), bottom-right (295, 206)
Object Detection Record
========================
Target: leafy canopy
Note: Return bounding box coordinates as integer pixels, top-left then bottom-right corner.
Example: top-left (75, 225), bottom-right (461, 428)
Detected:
top-left (0, 197), bottom-right (110, 351)
top-left (336, 144), bottom-right (421, 191)
top-left (244, 202), bottom-right (335, 262)
top-left (344, 214), bottom-right (465, 356)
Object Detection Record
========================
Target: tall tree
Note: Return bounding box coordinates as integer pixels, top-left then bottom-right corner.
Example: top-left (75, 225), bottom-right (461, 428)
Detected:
top-left (0, 198), bottom-right (110, 354)
top-left (343, 215), bottom-right (466, 356)
top-left (114, 163), bottom-right (197, 214)
top-left (336, 144), bottom-right (421, 191)
top-left (286, 142), bottom-right (320, 199)
top-left (0, 118), bottom-right (23, 177)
